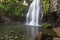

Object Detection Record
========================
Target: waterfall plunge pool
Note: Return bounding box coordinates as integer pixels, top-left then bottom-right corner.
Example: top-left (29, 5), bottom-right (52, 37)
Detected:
top-left (0, 23), bottom-right (43, 40)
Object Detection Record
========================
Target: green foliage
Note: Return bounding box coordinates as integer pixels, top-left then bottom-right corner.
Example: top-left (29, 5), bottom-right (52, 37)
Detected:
top-left (0, 0), bottom-right (28, 21)
top-left (43, 23), bottom-right (52, 29)
top-left (0, 0), bottom-right (15, 11)
top-left (43, 0), bottom-right (51, 14)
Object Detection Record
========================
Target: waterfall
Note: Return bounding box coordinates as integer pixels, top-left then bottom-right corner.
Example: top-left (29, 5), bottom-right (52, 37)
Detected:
top-left (26, 0), bottom-right (43, 26)
top-left (25, 0), bottom-right (43, 40)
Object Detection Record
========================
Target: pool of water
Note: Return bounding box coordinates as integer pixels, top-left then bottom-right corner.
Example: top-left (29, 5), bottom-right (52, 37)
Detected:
top-left (0, 23), bottom-right (27, 40)
top-left (0, 23), bottom-right (43, 40)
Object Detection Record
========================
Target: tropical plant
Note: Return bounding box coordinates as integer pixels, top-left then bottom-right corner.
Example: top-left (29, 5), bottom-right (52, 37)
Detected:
top-left (43, 0), bottom-right (51, 14)
top-left (0, 0), bottom-right (28, 21)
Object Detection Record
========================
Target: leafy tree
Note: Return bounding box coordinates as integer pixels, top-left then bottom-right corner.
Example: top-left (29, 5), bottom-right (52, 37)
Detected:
top-left (0, 0), bottom-right (28, 22)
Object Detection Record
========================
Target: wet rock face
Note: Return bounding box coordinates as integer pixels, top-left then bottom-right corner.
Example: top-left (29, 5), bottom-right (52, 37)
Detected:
top-left (50, 0), bottom-right (58, 12)
top-left (57, 0), bottom-right (60, 26)
top-left (53, 38), bottom-right (60, 40)
top-left (35, 32), bottom-right (53, 40)
top-left (35, 32), bottom-right (43, 40)
top-left (42, 33), bottom-right (53, 40)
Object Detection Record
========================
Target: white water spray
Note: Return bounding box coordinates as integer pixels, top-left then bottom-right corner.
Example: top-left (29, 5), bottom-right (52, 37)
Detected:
top-left (26, 0), bottom-right (43, 26)
top-left (26, 0), bottom-right (43, 40)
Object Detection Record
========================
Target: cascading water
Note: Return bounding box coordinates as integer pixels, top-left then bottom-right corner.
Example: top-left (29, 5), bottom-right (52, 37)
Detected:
top-left (25, 0), bottom-right (43, 40)
top-left (26, 0), bottom-right (43, 26)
